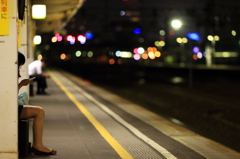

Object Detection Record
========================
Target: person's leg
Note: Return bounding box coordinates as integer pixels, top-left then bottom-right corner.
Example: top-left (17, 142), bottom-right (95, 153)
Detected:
top-left (35, 76), bottom-right (48, 94)
top-left (40, 76), bottom-right (47, 93)
top-left (19, 106), bottom-right (54, 153)
top-left (30, 75), bottom-right (42, 94)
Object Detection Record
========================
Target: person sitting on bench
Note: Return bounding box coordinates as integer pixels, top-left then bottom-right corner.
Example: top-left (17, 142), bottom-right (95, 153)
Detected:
top-left (18, 52), bottom-right (57, 155)
top-left (28, 59), bottom-right (50, 95)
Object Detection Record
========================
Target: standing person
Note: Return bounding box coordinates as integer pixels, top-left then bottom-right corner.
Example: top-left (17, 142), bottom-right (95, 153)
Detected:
top-left (28, 59), bottom-right (50, 95)
top-left (18, 52), bottom-right (57, 155)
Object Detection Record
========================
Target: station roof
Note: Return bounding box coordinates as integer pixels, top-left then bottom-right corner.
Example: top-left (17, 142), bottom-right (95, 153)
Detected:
top-left (32, 0), bottom-right (86, 33)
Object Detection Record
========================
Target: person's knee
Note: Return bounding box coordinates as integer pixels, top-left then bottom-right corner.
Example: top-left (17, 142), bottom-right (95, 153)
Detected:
top-left (20, 106), bottom-right (45, 119)
top-left (36, 106), bottom-right (45, 116)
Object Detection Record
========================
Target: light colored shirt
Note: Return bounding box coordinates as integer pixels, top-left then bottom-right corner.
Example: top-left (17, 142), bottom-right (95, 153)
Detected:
top-left (28, 60), bottom-right (42, 76)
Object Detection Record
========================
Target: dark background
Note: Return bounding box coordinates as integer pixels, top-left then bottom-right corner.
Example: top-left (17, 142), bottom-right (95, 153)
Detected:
top-left (38, 0), bottom-right (240, 152)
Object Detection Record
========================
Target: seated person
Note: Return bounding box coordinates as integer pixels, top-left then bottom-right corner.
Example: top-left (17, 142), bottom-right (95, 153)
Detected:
top-left (28, 59), bottom-right (50, 95)
top-left (18, 52), bottom-right (57, 155)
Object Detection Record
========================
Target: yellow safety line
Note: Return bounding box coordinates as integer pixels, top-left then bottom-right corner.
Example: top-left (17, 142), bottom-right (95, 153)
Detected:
top-left (49, 71), bottom-right (133, 159)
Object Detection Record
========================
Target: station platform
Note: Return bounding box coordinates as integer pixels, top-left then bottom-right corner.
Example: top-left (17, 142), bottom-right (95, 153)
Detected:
top-left (20, 69), bottom-right (240, 159)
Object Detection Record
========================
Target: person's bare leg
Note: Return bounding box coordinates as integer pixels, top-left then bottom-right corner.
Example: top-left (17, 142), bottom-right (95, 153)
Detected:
top-left (19, 106), bottom-right (52, 152)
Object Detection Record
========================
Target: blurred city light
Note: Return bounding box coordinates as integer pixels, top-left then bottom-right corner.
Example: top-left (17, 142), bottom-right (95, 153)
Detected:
top-left (120, 11), bottom-right (125, 16)
top-left (176, 37), bottom-right (188, 43)
top-left (208, 35), bottom-right (220, 41)
top-left (117, 59), bottom-right (122, 64)
top-left (142, 53), bottom-right (148, 59)
top-left (169, 30), bottom-right (175, 35)
top-left (187, 33), bottom-right (200, 41)
top-left (159, 30), bottom-right (165, 36)
top-left (75, 51), bottom-right (81, 57)
top-left (155, 51), bottom-right (161, 57)
top-left (193, 46), bottom-right (200, 54)
top-left (87, 51), bottom-right (93, 57)
top-left (133, 48), bottom-right (138, 54)
top-left (197, 52), bottom-right (203, 59)
top-left (148, 52), bottom-right (155, 59)
top-left (115, 50), bottom-right (121, 57)
top-left (159, 41), bottom-right (165, 47)
top-left (231, 30), bottom-right (236, 36)
top-left (66, 35), bottom-right (73, 41)
top-left (121, 51), bottom-right (132, 58)
top-left (51, 37), bottom-right (57, 43)
top-left (171, 20), bottom-right (182, 29)
top-left (133, 54), bottom-right (141, 60)
top-left (138, 47), bottom-right (144, 54)
top-left (214, 35), bottom-right (220, 41)
top-left (70, 36), bottom-right (76, 45)
top-left (84, 32), bottom-right (94, 39)
top-left (109, 59), bottom-right (115, 65)
top-left (77, 35), bottom-right (86, 44)
top-left (57, 36), bottom-right (63, 42)
top-left (193, 54), bottom-right (198, 60)
top-left (60, 53), bottom-right (66, 60)
top-left (133, 28), bottom-right (142, 34)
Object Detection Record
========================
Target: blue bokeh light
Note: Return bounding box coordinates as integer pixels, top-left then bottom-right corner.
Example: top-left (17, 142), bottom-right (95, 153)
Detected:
top-left (187, 33), bottom-right (200, 41)
top-left (133, 28), bottom-right (142, 34)
top-left (84, 32), bottom-right (94, 39)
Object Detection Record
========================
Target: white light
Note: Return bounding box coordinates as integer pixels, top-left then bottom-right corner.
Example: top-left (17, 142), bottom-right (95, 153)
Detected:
top-left (120, 11), bottom-right (125, 16)
top-left (133, 54), bottom-right (141, 60)
top-left (32, 5), bottom-right (46, 19)
top-left (115, 51), bottom-right (121, 57)
top-left (33, 35), bottom-right (41, 45)
top-left (171, 20), bottom-right (182, 29)
top-left (121, 51), bottom-right (132, 58)
top-left (138, 47), bottom-right (145, 54)
top-left (197, 52), bottom-right (203, 59)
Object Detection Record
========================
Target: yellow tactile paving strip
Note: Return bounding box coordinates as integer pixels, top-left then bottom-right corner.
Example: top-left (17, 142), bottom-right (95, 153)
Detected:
top-left (58, 70), bottom-right (240, 159)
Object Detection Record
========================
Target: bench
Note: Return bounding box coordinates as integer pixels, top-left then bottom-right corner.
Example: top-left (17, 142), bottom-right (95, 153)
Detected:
top-left (18, 92), bottom-right (31, 156)
top-left (29, 83), bottom-right (34, 96)
top-left (18, 119), bottom-right (31, 157)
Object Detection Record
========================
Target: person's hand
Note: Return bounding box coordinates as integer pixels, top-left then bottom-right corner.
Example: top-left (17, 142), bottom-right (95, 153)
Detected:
top-left (43, 73), bottom-right (50, 78)
top-left (19, 79), bottom-right (32, 87)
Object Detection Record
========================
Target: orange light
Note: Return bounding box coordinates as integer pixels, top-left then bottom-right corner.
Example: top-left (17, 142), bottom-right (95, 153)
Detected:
top-left (142, 53), bottom-right (148, 59)
top-left (109, 59), bottom-right (115, 65)
top-left (152, 47), bottom-right (157, 52)
top-left (60, 53), bottom-right (66, 60)
top-left (193, 54), bottom-right (198, 60)
top-left (118, 59), bottom-right (122, 64)
top-left (147, 47), bottom-right (153, 52)
top-left (101, 55), bottom-right (107, 61)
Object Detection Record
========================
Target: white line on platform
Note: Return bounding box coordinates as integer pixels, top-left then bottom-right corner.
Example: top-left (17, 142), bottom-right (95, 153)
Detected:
top-left (57, 71), bottom-right (178, 159)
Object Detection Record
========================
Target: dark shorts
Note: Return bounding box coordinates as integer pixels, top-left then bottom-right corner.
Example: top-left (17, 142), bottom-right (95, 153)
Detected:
top-left (18, 105), bottom-right (23, 117)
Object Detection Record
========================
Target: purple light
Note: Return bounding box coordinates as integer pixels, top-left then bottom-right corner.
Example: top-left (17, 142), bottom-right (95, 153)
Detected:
top-left (133, 54), bottom-right (141, 60)
top-left (193, 46), bottom-right (200, 54)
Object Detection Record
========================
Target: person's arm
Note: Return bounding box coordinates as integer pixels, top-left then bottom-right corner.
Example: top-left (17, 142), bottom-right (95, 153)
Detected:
top-left (42, 73), bottom-right (50, 78)
top-left (18, 78), bottom-right (35, 90)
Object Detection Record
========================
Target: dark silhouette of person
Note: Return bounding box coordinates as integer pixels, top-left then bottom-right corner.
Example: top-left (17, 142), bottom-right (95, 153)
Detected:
top-left (28, 59), bottom-right (50, 95)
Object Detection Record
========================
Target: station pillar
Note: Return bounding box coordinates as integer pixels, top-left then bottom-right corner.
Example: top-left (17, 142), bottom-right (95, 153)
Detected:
top-left (0, 0), bottom-right (20, 158)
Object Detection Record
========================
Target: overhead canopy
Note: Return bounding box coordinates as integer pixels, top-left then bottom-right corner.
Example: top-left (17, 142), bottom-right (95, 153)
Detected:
top-left (31, 0), bottom-right (86, 33)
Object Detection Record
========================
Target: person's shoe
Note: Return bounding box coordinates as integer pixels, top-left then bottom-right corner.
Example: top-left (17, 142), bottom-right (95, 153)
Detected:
top-left (30, 147), bottom-right (57, 155)
top-left (36, 91), bottom-right (42, 95)
top-left (36, 91), bottom-right (50, 95)
top-left (41, 91), bottom-right (50, 95)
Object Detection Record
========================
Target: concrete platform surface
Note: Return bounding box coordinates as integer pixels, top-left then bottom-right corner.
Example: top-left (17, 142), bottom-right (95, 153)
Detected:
top-left (19, 69), bottom-right (240, 159)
